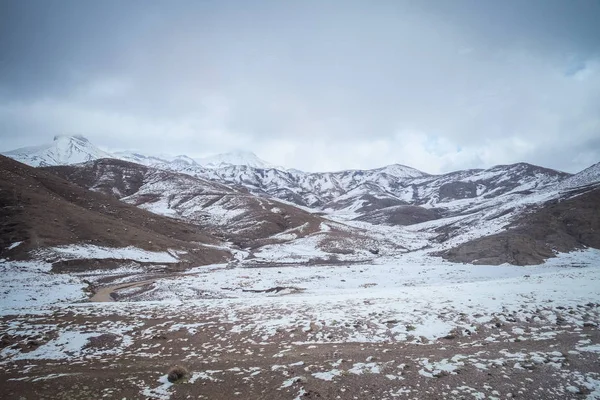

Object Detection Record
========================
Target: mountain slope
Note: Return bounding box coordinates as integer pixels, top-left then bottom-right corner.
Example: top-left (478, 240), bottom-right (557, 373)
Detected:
top-left (439, 185), bottom-right (600, 265)
top-left (6, 135), bottom-right (600, 266)
top-left (44, 159), bottom-right (399, 261)
top-left (165, 161), bottom-right (569, 228)
top-left (44, 159), bottom-right (323, 248)
top-left (2, 135), bottom-right (114, 167)
top-left (112, 151), bottom-right (170, 167)
top-left (0, 155), bottom-right (229, 265)
top-left (194, 150), bottom-right (279, 169)
top-left (6, 136), bottom-right (569, 224)
top-left (559, 161), bottom-right (600, 190)
top-left (165, 163), bottom-right (430, 209)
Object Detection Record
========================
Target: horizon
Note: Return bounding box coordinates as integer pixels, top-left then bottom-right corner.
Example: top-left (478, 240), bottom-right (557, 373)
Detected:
top-left (1, 133), bottom-right (591, 175)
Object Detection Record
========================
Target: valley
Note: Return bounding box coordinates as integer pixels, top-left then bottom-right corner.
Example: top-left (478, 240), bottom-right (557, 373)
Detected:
top-left (1, 136), bottom-right (600, 399)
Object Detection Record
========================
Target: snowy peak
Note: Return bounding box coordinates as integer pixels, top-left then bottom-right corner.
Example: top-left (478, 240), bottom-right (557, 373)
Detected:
top-left (53, 134), bottom-right (89, 143)
top-left (195, 151), bottom-right (279, 170)
top-left (116, 149), bottom-right (278, 170)
top-left (112, 151), bottom-right (168, 166)
top-left (114, 151), bottom-right (200, 167)
top-left (171, 155), bottom-right (198, 166)
top-left (559, 162), bottom-right (600, 190)
top-left (375, 164), bottom-right (428, 178)
top-left (2, 135), bottom-right (113, 167)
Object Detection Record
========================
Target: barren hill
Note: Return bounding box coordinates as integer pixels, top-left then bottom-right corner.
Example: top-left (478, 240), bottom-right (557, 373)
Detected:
top-left (44, 159), bottom-right (395, 261)
top-left (440, 186), bottom-right (600, 265)
top-left (0, 155), bottom-right (229, 265)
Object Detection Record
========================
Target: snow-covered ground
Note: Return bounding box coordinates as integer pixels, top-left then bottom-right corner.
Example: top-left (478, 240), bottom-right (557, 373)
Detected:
top-left (1, 248), bottom-right (600, 400)
top-left (88, 248), bottom-right (598, 343)
top-left (2, 248), bottom-right (599, 341)
top-left (0, 260), bottom-right (87, 316)
top-left (33, 244), bottom-right (183, 263)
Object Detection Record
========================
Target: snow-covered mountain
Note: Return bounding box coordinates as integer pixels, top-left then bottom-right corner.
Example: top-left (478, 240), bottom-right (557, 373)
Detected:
top-left (44, 159), bottom-right (399, 262)
top-left (111, 147), bottom-right (277, 171)
top-left (2, 135), bottom-right (113, 167)
top-left (163, 161), bottom-right (568, 215)
top-left (194, 150), bottom-right (279, 170)
top-left (3, 134), bottom-right (600, 265)
top-left (114, 151), bottom-right (200, 167)
top-left (160, 163), bottom-right (431, 209)
top-left (559, 161), bottom-right (600, 190)
top-left (2, 135), bottom-right (283, 171)
top-left (0, 136), bottom-right (582, 218)
top-left (41, 155), bottom-right (600, 266)
top-left (112, 151), bottom-right (170, 166)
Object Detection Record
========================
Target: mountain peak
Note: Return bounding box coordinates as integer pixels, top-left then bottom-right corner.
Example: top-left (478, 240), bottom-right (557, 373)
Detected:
top-left (195, 151), bottom-right (279, 170)
top-left (3, 135), bottom-right (112, 167)
top-left (559, 162), bottom-right (600, 190)
top-left (376, 163), bottom-right (429, 178)
top-left (53, 134), bottom-right (90, 143)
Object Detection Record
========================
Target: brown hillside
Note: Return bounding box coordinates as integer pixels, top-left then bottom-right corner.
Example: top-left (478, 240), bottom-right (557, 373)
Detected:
top-left (44, 159), bottom-right (329, 249)
top-left (440, 186), bottom-right (600, 265)
top-left (0, 155), bottom-right (230, 264)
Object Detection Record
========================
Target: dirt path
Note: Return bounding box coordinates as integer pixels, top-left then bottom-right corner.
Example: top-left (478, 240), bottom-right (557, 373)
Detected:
top-left (89, 279), bottom-right (158, 302)
top-left (88, 266), bottom-right (301, 302)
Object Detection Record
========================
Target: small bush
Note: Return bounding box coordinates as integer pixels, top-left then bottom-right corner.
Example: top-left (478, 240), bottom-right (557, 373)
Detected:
top-left (167, 365), bottom-right (188, 383)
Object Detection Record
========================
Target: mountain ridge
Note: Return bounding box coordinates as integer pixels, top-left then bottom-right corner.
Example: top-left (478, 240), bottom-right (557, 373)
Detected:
top-left (0, 155), bottom-right (230, 265)
top-left (3, 135), bottom-right (600, 266)
top-left (4, 134), bottom-right (577, 177)
top-left (2, 135), bottom-right (113, 167)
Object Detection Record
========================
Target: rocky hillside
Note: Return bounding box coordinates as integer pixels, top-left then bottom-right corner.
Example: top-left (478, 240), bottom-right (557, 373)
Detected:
top-left (440, 185), bottom-right (600, 265)
top-left (44, 159), bottom-right (396, 259)
top-left (166, 162), bottom-right (429, 210)
top-left (4, 135), bottom-right (600, 266)
top-left (0, 155), bottom-right (230, 265)
top-left (163, 161), bottom-right (569, 223)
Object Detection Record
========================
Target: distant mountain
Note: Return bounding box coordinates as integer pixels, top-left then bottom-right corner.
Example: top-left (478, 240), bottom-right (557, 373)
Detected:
top-left (194, 150), bottom-right (280, 170)
top-left (44, 158), bottom-right (398, 261)
top-left (114, 151), bottom-right (200, 167)
top-left (5, 135), bottom-right (600, 266)
top-left (112, 150), bottom-right (169, 166)
top-left (2, 135), bottom-right (113, 167)
top-left (1, 136), bottom-right (284, 171)
top-left (115, 149), bottom-right (282, 171)
top-left (163, 161), bottom-right (568, 215)
top-left (42, 156), bottom-right (600, 266)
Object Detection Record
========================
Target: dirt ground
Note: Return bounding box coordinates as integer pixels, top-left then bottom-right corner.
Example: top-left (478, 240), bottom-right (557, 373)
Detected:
top-left (1, 301), bottom-right (599, 400)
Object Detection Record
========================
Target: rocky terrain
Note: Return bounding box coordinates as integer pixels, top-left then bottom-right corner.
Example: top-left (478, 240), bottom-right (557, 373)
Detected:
top-left (43, 159), bottom-right (399, 261)
top-left (1, 251), bottom-right (600, 399)
top-left (0, 155), bottom-right (229, 266)
top-left (1, 136), bottom-right (600, 399)
top-left (440, 185), bottom-right (600, 265)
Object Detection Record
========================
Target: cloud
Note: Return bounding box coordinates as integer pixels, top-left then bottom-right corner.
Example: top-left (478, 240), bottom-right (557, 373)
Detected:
top-left (1, 0), bottom-right (599, 173)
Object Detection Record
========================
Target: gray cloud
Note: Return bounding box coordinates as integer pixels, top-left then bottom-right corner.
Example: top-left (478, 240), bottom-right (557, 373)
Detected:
top-left (1, 0), bottom-right (599, 173)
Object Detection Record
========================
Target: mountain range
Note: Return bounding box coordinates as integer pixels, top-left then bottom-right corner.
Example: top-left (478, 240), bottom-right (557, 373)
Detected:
top-left (3, 134), bottom-right (278, 170)
top-left (2, 134), bottom-right (599, 266)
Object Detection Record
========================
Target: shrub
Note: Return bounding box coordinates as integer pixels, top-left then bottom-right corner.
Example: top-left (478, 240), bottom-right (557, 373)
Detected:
top-left (167, 365), bottom-right (188, 383)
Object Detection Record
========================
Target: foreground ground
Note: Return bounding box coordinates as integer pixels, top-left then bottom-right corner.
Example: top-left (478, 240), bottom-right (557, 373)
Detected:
top-left (1, 249), bottom-right (600, 399)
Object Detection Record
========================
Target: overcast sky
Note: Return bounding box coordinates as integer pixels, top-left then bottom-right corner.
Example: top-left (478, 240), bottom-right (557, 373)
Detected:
top-left (1, 0), bottom-right (599, 173)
